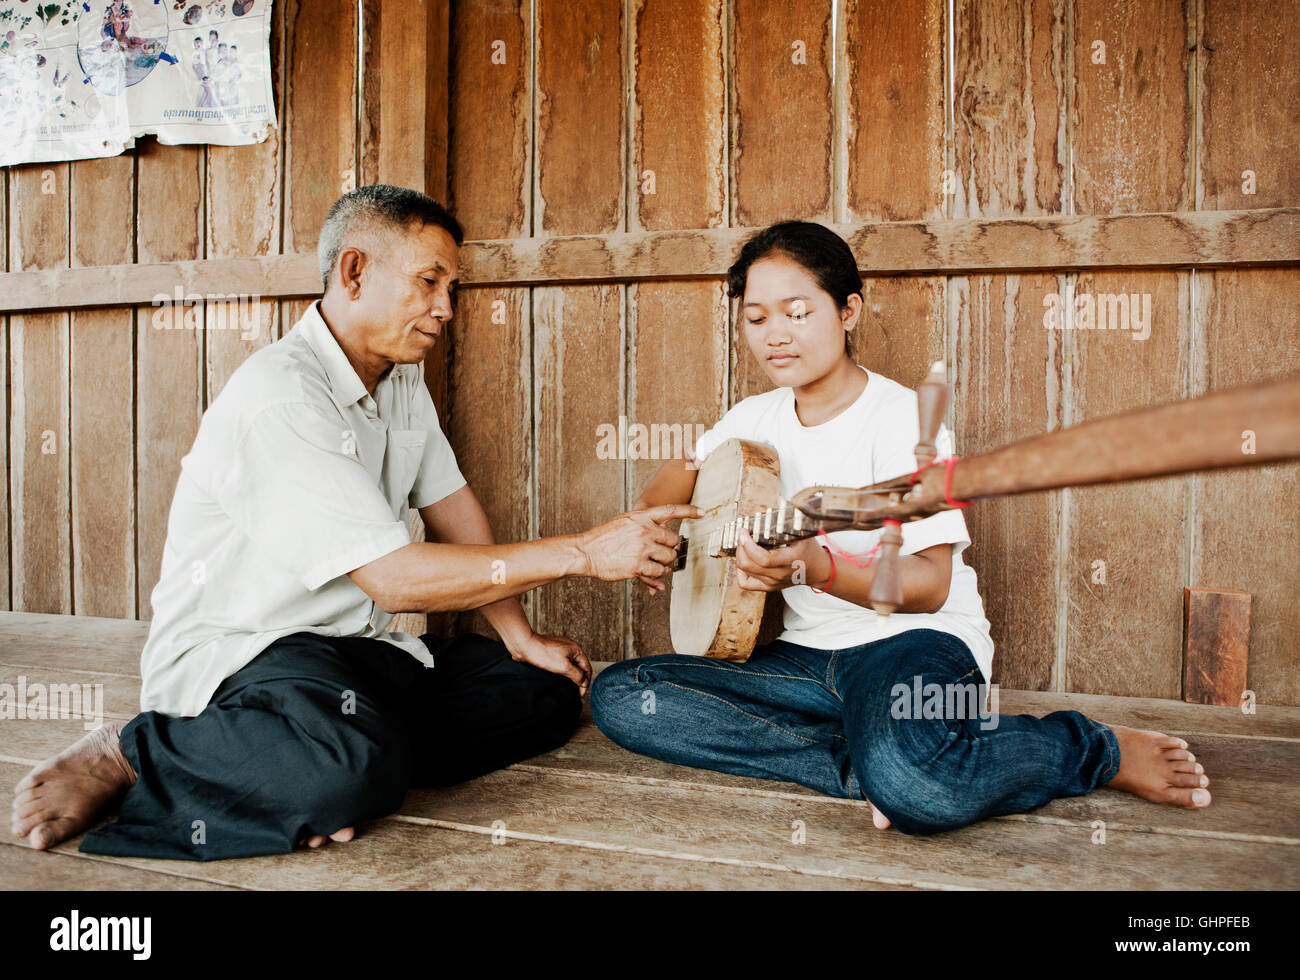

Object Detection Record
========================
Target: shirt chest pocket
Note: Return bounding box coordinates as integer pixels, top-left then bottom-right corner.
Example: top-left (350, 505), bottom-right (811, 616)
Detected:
top-left (382, 428), bottom-right (427, 515)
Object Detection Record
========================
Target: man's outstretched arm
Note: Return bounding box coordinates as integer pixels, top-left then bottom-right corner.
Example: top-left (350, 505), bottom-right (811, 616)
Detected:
top-left (347, 499), bottom-right (699, 616)
top-left (413, 485), bottom-right (599, 692)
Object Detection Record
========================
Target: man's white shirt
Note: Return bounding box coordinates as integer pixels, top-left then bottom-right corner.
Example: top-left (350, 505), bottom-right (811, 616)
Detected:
top-left (691, 366), bottom-right (996, 684)
top-left (139, 301), bottom-right (466, 717)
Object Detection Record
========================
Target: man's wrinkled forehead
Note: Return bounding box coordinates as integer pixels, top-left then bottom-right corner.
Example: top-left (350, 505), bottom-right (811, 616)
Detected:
top-left (359, 218), bottom-right (459, 274)
top-left (409, 221), bottom-right (460, 276)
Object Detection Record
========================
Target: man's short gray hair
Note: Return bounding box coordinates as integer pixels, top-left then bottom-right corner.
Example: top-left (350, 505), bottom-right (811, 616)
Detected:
top-left (317, 185), bottom-right (464, 290)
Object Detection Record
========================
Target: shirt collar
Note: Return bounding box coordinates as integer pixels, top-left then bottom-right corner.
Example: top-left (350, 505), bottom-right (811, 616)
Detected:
top-left (298, 300), bottom-right (373, 409)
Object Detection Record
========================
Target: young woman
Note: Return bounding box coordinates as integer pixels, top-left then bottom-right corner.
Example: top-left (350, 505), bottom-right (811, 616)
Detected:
top-left (590, 221), bottom-right (1212, 835)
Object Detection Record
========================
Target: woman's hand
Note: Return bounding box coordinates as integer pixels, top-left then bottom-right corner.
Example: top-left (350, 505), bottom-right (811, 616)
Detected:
top-left (734, 528), bottom-right (831, 592)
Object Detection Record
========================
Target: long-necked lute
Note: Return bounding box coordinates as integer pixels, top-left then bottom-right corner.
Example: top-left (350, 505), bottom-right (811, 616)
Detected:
top-left (668, 363), bottom-right (1300, 661)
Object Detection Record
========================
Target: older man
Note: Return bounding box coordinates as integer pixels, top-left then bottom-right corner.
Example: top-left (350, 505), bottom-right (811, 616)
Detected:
top-left (11, 185), bottom-right (695, 860)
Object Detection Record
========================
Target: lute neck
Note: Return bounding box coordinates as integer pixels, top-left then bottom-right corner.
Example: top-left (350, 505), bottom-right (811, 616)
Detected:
top-left (673, 499), bottom-right (844, 570)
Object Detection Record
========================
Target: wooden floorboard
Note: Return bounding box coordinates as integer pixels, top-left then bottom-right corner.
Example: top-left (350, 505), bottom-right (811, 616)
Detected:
top-left (991, 689), bottom-right (1300, 742)
top-left (12, 743), bottom-right (1292, 890)
top-left (0, 613), bottom-right (149, 676)
top-left (0, 663), bottom-right (140, 719)
top-left (0, 763), bottom-right (898, 891)
top-left (392, 766), bottom-right (1298, 890)
top-left (0, 840), bottom-right (238, 890)
top-left (2, 611), bottom-right (1298, 889)
top-left (8, 707), bottom-right (1299, 846)
top-left (522, 714), bottom-right (1300, 843)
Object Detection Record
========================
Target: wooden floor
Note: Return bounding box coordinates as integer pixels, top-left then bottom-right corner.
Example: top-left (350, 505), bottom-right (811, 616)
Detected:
top-left (1, 612), bottom-right (1297, 890)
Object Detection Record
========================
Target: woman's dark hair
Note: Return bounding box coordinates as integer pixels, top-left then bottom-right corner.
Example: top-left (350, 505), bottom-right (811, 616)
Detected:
top-left (727, 221), bottom-right (863, 355)
top-left (726, 220), bottom-right (863, 311)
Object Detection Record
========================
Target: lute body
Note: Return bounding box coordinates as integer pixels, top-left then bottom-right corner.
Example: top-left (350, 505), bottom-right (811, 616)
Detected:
top-left (669, 438), bottom-right (847, 659)
top-left (670, 439), bottom-right (780, 659)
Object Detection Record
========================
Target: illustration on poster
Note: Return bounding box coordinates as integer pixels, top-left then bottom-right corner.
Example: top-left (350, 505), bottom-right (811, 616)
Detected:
top-left (0, 0), bottom-right (275, 166)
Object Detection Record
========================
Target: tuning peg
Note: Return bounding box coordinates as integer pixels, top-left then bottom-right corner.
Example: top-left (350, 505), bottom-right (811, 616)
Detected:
top-left (915, 360), bottom-right (949, 468)
top-left (868, 519), bottom-right (904, 622)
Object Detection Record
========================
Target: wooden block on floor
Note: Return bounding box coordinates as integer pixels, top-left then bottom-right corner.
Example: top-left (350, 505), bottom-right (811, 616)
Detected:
top-left (1184, 587), bottom-right (1251, 706)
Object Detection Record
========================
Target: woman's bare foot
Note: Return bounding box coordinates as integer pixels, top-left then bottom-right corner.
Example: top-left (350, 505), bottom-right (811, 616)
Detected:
top-left (10, 723), bottom-right (138, 850)
top-left (865, 797), bottom-right (892, 830)
top-left (299, 826), bottom-right (356, 849)
top-left (1104, 724), bottom-right (1211, 809)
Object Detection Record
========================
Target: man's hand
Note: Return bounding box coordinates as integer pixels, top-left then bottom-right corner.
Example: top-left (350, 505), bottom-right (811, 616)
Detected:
top-left (506, 631), bottom-right (593, 696)
top-left (578, 504), bottom-right (701, 587)
top-left (734, 528), bottom-right (830, 592)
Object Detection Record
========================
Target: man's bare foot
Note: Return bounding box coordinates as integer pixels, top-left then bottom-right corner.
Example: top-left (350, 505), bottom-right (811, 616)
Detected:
top-left (299, 826), bottom-right (356, 849)
top-left (10, 723), bottom-right (137, 850)
top-left (1104, 724), bottom-right (1211, 809)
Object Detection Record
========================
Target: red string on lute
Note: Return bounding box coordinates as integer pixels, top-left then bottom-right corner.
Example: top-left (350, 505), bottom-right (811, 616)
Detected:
top-left (807, 455), bottom-right (970, 594)
top-left (816, 529), bottom-right (883, 568)
top-left (810, 526), bottom-right (891, 595)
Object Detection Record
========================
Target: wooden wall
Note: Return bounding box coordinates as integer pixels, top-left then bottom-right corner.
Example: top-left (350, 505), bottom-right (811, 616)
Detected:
top-left (2, 0), bottom-right (1297, 705)
top-left (1, 0), bottom-right (445, 633)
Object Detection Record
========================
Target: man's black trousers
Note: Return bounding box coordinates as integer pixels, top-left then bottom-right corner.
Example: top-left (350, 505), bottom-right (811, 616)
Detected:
top-left (77, 630), bottom-right (582, 861)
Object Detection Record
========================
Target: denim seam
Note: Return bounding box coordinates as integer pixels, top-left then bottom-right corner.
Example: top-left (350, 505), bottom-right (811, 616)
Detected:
top-left (638, 659), bottom-right (823, 685)
top-left (826, 651), bottom-right (840, 699)
top-left (658, 681), bottom-right (822, 745)
top-left (845, 764), bottom-right (862, 801)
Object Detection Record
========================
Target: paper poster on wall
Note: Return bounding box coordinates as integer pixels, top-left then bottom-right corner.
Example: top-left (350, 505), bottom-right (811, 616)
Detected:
top-left (0, 1), bottom-right (275, 166)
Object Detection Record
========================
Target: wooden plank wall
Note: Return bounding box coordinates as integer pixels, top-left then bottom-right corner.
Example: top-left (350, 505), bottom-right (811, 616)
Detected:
top-left (2, 0), bottom-right (445, 631)
top-left (1, 1), bottom-right (1296, 705)
top-left (1191, 0), bottom-right (1300, 706)
top-left (441, 0), bottom-right (1300, 702)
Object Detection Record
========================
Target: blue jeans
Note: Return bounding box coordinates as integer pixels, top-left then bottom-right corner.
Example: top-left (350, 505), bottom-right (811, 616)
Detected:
top-left (590, 628), bottom-right (1121, 835)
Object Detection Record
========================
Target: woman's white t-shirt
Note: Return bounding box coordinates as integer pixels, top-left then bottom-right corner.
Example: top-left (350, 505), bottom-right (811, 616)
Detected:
top-left (691, 366), bottom-right (995, 683)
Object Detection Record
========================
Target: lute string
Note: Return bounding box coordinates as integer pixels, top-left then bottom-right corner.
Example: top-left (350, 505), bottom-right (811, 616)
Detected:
top-left (672, 501), bottom-right (827, 563)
